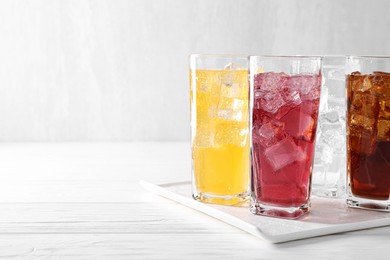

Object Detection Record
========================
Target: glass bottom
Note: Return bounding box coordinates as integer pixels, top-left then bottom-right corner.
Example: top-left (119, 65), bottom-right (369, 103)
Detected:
top-left (250, 200), bottom-right (310, 219)
top-left (312, 186), bottom-right (346, 198)
top-left (347, 195), bottom-right (390, 212)
top-left (192, 191), bottom-right (248, 206)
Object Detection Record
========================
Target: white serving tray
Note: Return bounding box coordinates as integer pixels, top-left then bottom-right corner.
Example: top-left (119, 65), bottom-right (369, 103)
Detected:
top-left (140, 180), bottom-right (390, 243)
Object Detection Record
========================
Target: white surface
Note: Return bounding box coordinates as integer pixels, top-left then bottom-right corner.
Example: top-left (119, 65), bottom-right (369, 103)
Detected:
top-left (0, 142), bottom-right (389, 259)
top-left (141, 181), bottom-right (390, 243)
top-left (1, 0), bottom-right (390, 141)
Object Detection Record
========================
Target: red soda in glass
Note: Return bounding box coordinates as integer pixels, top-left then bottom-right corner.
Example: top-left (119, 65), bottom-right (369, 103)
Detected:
top-left (250, 64), bottom-right (321, 219)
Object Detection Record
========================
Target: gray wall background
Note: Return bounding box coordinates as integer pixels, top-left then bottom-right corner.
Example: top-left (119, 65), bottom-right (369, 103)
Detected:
top-left (0, 0), bottom-right (389, 141)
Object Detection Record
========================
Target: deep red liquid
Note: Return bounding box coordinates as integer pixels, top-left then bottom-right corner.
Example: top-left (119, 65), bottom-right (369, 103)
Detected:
top-left (252, 73), bottom-right (320, 207)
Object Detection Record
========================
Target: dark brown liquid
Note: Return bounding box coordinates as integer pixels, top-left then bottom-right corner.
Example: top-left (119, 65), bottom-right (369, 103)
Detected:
top-left (347, 72), bottom-right (390, 200)
top-left (349, 142), bottom-right (390, 199)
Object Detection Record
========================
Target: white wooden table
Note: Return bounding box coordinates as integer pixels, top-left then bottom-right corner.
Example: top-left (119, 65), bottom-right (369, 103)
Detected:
top-left (0, 142), bottom-right (388, 259)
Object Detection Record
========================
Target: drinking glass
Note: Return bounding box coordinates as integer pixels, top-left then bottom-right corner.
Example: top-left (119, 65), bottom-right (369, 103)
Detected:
top-left (190, 54), bottom-right (250, 205)
top-left (249, 56), bottom-right (322, 218)
top-left (312, 56), bottom-right (346, 198)
top-left (346, 56), bottom-right (390, 211)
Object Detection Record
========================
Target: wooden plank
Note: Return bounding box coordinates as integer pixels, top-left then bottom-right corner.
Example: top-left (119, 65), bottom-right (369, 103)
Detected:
top-left (0, 143), bottom-right (387, 258)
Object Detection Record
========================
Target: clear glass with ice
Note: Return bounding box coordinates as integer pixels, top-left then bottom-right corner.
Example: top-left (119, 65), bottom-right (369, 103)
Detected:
top-left (312, 56), bottom-right (347, 198)
top-left (249, 56), bottom-right (322, 219)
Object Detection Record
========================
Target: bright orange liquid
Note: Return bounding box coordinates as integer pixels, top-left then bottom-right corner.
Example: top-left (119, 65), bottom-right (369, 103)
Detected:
top-left (191, 70), bottom-right (249, 201)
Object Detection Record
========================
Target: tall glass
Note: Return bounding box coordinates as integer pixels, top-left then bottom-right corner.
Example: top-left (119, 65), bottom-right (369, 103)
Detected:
top-left (312, 56), bottom-right (346, 198)
top-left (346, 56), bottom-right (390, 211)
top-left (190, 54), bottom-right (249, 205)
top-left (249, 56), bottom-right (322, 218)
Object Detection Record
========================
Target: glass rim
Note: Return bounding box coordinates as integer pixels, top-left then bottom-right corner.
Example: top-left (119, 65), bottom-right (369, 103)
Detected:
top-left (347, 55), bottom-right (390, 59)
top-left (319, 55), bottom-right (347, 58)
top-left (189, 54), bottom-right (249, 59)
top-left (249, 55), bottom-right (322, 60)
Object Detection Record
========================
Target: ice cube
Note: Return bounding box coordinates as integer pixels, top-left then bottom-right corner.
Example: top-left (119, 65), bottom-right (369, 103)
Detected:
top-left (326, 80), bottom-right (346, 100)
top-left (212, 98), bottom-right (247, 122)
top-left (193, 124), bottom-right (214, 148)
top-left (350, 92), bottom-right (379, 119)
top-left (377, 119), bottom-right (390, 141)
top-left (379, 81), bottom-right (390, 117)
top-left (321, 145), bottom-right (334, 164)
top-left (349, 74), bottom-right (375, 93)
top-left (264, 137), bottom-right (306, 171)
top-left (348, 125), bottom-right (377, 155)
top-left (300, 100), bottom-right (320, 116)
top-left (288, 75), bottom-right (320, 95)
top-left (260, 91), bottom-right (285, 114)
top-left (252, 119), bottom-right (286, 147)
top-left (321, 110), bottom-right (339, 123)
top-left (281, 106), bottom-right (316, 141)
top-left (350, 114), bottom-right (375, 130)
top-left (219, 71), bottom-right (248, 99)
top-left (253, 123), bottom-right (275, 147)
top-left (350, 92), bottom-right (363, 110)
top-left (224, 63), bottom-right (244, 70)
top-left (327, 96), bottom-right (345, 112)
top-left (220, 81), bottom-right (241, 98)
top-left (214, 122), bottom-right (248, 146)
top-left (319, 110), bottom-right (343, 133)
top-left (210, 76), bottom-right (222, 96)
top-left (285, 74), bottom-right (321, 102)
top-left (323, 156), bottom-right (343, 187)
top-left (254, 88), bottom-right (261, 97)
top-left (195, 71), bottom-right (212, 92)
top-left (361, 77), bottom-right (373, 92)
top-left (258, 123), bottom-right (274, 139)
top-left (348, 72), bottom-right (364, 93)
top-left (328, 68), bottom-right (345, 81)
top-left (254, 72), bottom-right (287, 92)
top-left (322, 129), bottom-right (345, 152)
top-left (379, 100), bottom-right (390, 119)
top-left (221, 73), bottom-right (234, 87)
top-left (303, 87), bottom-right (321, 101)
top-left (282, 87), bottom-right (302, 105)
top-left (215, 124), bottom-right (248, 147)
top-left (371, 73), bottom-right (390, 90)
